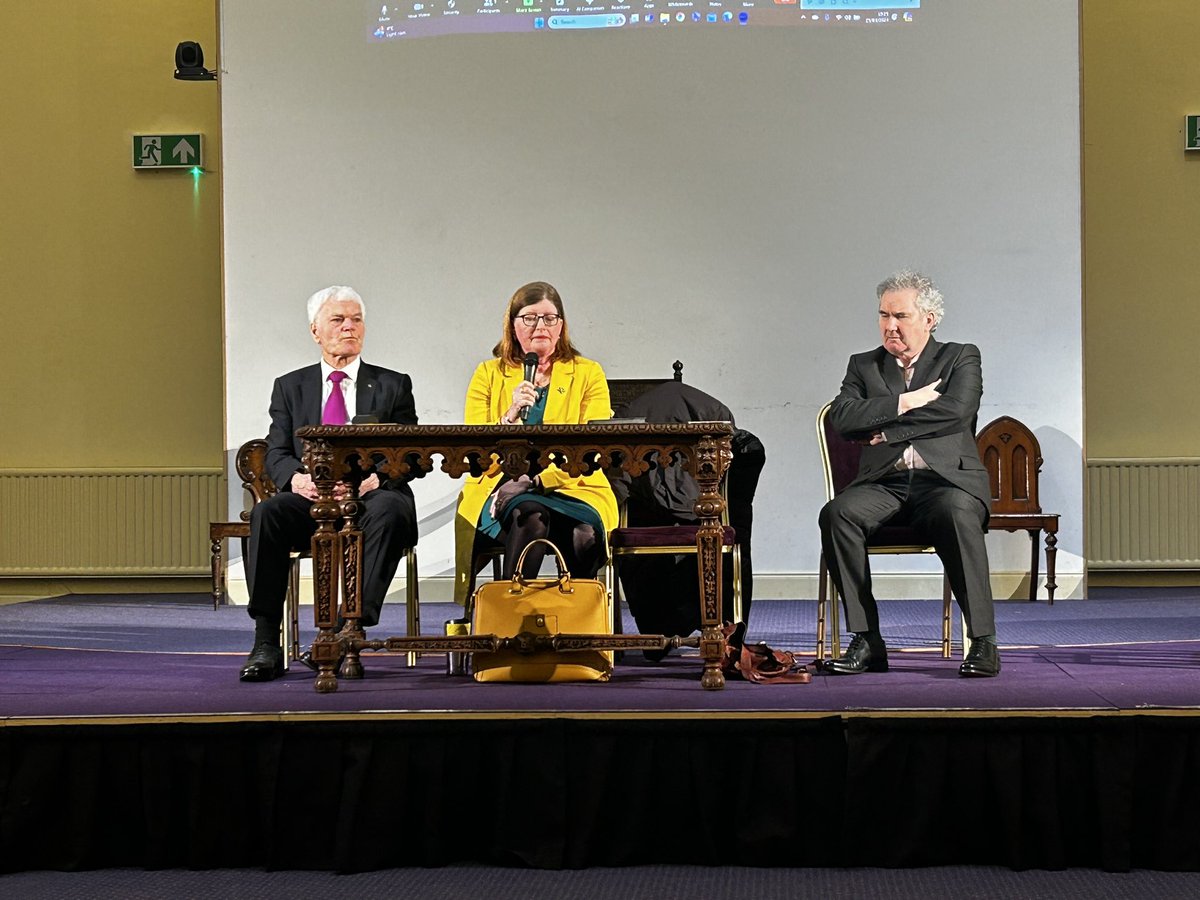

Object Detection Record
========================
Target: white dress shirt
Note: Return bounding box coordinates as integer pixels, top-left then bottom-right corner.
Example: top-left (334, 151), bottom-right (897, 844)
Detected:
top-left (894, 354), bottom-right (928, 471)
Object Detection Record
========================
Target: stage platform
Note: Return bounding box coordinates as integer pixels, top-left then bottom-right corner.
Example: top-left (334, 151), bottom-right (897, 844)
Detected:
top-left (2, 589), bottom-right (1200, 873)
top-left (3, 589), bottom-right (1200, 718)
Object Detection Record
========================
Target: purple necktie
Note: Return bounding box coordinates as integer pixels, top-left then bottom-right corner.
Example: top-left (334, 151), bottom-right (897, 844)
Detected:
top-left (322, 370), bottom-right (350, 425)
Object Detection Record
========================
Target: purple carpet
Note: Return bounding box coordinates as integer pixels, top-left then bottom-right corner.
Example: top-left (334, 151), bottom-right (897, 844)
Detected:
top-left (3, 589), bottom-right (1200, 719)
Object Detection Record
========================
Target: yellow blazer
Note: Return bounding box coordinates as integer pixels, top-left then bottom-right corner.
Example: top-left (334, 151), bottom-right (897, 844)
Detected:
top-left (453, 355), bottom-right (618, 605)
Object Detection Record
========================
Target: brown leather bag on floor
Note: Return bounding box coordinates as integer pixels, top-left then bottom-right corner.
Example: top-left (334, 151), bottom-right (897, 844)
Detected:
top-left (721, 624), bottom-right (811, 684)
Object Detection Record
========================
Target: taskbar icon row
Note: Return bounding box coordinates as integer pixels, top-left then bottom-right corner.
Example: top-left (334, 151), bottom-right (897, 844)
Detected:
top-left (533, 10), bottom-right (749, 29)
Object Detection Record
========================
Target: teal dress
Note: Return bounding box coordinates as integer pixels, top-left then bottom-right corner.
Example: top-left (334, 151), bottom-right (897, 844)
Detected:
top-left (476, 386), bottom-right (604, 539)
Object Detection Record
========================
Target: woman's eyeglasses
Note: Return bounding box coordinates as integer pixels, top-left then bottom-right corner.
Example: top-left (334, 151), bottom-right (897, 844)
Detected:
top-left (515, 313), bottom-right (562, 328)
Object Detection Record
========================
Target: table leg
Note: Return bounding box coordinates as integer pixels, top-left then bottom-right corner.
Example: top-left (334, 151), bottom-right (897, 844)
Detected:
top-left (307, 440), bottom-right (342, 693)
top-left (339, 493), bottom-right (365, 679)
top-left (692, 434), bottom-right (732, 691)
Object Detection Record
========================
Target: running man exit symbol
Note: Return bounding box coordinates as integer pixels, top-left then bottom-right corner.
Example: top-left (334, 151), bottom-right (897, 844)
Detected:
top-left (133, 134), bottom-right (204, 169)
top-left (1187, 116), bottom-right (1200, 152)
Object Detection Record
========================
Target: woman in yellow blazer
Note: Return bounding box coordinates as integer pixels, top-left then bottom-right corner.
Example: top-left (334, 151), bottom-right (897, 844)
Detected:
top-left (454, 281), bottom-right (618, 606)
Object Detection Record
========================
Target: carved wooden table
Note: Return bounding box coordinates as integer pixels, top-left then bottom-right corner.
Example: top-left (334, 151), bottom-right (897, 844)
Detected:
top-left (297, 422), bottom-right (735, 693)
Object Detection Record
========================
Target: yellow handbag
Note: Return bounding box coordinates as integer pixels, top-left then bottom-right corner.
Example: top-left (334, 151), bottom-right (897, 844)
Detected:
top-left (471, 539), bottom-right (613, 683)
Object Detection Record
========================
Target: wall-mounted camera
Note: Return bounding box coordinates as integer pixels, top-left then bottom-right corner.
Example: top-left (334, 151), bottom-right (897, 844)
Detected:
top-left (175, 41), bottom-right (217, 81)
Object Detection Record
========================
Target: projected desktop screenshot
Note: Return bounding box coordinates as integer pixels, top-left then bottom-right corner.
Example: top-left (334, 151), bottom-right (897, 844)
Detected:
top-left (369, 0), bottom-right (920, 41)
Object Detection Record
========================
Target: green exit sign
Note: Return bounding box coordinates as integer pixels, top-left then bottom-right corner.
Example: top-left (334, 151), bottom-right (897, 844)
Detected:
top-left (133, 134), bottom-right (203, 169)
top-left (1187, 116), bottom-right (1200, 152)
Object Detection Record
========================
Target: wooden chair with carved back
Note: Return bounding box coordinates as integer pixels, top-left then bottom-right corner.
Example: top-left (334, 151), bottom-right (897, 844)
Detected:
top-left (975, 415), bottom-right (1060, 604)
top-left (208, 439), bottom-right (271, 611)
top-left (607, 359), bottom-right (683, 418)
top-left (209, 438), bottom-right (420, 668)
top-left (606, 361), bottom-right (745, 634)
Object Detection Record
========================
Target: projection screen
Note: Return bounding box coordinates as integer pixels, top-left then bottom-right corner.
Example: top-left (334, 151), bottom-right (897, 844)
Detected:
top-left (220, 0), bottom-right (1083, 604)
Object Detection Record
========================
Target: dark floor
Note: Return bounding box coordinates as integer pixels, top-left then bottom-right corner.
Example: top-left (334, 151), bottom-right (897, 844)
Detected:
top-left (3, 863), bottom-right (1199, 899)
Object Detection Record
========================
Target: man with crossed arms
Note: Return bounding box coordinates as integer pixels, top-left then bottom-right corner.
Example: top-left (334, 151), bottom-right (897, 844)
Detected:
top-left (819, 270), bottom-right (999, 678)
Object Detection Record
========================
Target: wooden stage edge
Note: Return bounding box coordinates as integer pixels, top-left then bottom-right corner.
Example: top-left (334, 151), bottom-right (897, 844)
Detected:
top-left (5, 706), bottom-right (1200, 729)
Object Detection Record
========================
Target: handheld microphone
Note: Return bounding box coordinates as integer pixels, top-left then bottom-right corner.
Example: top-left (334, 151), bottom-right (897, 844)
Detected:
top-left (519, 351), bottom-right (538, 422)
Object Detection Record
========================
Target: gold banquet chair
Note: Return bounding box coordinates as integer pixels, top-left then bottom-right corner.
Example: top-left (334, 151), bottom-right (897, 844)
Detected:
top-left (208, 438), bottom-right (421, 669)
top-left (814, 403), bottom-right (957, 661)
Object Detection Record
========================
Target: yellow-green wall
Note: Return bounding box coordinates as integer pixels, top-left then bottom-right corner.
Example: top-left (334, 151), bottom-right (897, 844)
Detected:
top-left (1082, 0), bottom-right (1200, 459)
top-left (0, 0), bottom-right (222, 470)
top-left (1, 3), bottom-right (1196, 585)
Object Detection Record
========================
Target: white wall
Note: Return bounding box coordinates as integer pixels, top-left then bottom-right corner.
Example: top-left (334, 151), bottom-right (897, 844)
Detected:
top-left (220, 0), bottom-right (1083, 600)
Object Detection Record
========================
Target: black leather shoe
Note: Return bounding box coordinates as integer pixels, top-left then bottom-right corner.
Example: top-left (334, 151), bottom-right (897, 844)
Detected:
top-left (959, 638), bottom-right (1001, 677)
top-left (239, 639), bottom-right (283, 682)
top-left (824, 634), bottom-right (888, 674)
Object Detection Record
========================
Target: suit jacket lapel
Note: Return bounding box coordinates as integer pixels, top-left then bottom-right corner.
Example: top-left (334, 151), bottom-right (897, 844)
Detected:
top-left (880, 350), bottom-right (906, 395)
top-left (909, 336), bottom-right (941, 389)
top-left (300, 364), bottom-right (323, 428)
top-left (544, 357), bottom-right (575, 423)
top-left (356, 362), bottom-right (378, 418)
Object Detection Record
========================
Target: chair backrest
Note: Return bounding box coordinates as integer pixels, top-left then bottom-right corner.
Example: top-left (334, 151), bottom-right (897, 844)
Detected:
top-left (606, 367), bottom-right (747, 530)
top-left (608, 360), bottom-right (683, 417)
top-left (975, 415), bottom-right (1043, 515)
top-left (233, 438), bottom-right (279, 522)
top-left (816, 403), bottom-right (864, 502)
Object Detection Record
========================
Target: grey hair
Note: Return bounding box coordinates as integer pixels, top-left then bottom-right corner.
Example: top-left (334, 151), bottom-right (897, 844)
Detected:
top-left (306, 285), bottom-right (365, 324)
top-left (876, 269), bottom-right (944, 330)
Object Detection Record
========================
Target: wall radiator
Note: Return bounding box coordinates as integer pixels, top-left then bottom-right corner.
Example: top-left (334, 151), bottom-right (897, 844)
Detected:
top-left (0, 469), bottom-right (224, 575)
top-left (1087, 458), bottom-right (1200, 569)
top-left (3, 462), bottom-right (1196, 574)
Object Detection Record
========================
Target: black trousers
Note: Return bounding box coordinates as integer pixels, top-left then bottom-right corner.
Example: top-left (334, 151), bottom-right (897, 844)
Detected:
top-left (246, 488), bottom-right (416, 628)
top-left (818, 469), bottom-right (995, 639)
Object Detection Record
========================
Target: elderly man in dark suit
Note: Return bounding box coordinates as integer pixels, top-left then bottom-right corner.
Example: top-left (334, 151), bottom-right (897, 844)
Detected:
top-left (239, 285), bottom-right (419, 682)
top-left (819, 270), bottom-right (999, 677)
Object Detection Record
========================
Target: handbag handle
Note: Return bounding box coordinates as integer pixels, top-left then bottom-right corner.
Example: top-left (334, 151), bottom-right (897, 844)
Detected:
top-left (509, 538), bottom-right (573, 594)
